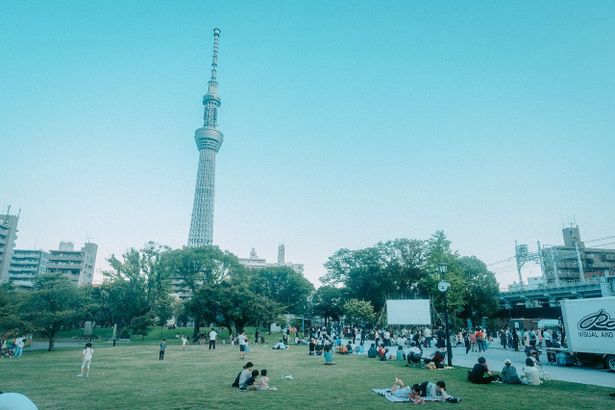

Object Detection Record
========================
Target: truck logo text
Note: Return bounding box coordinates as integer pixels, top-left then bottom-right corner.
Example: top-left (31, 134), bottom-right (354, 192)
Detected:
top-left (577, 309), bottom-right (615, 331)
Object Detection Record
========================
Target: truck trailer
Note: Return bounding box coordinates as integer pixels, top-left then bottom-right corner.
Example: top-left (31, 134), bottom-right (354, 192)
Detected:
top-left (560, 296), bottom-right (615, 370)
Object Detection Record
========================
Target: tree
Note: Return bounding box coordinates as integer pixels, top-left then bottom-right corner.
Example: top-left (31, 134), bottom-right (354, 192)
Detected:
top-left (249, 266), bottom-right (314, 315)
top-left (311, 286), bottom-right (345, 325)
top-left (321, 231), bottom-right (500, 329)
top-left (418, 233), bottom-right (499, 328)
top-left (20, 274), bottom-right (93, 351)
top-left (342, 298), bottom-right (375, 326)
top-left (0, 283), bottom-right (23, 336)
top-left (457, 256), bottom-right (500, 324)
top-left (321, 238), bottom-right (425, 310)
top-left (216, 281), bottom-right (281, 332)
top-left (98, 242), bottom-right (170, 338)
top-left (160, 246), bottom-right (245, 339)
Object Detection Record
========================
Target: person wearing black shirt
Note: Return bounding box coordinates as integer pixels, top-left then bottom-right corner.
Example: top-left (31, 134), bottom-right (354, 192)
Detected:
top-left (469, 357), bottom-right (496, 384)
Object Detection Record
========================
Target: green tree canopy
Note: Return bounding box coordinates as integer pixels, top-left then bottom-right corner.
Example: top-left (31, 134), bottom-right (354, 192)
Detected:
top-left (321, 231), bottom-right (500, 327)
top-left (342, 298), bottom-right (376, 326)
top-left (249, 266), bottom-right (314, 315)
top-left (97, 242), bottom-right (171, 338)
top-left (20, 274), bottom-right (93, 350)
top-left (321, 238), bottom-right (425, 310)
top-left (457, 256), bottom-right (500, 323)
top-left (311, 286), bottom-right (346, 325)
top-left (160, 245), bottom-right (247, 338)
top-left (0, 283), bottom-right (24, 336)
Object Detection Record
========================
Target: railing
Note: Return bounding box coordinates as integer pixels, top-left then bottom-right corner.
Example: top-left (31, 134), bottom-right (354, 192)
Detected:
top-left (504, 277), bottom-right (610, 294)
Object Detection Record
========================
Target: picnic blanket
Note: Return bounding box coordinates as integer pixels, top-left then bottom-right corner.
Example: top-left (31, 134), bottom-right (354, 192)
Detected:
top-left (371, 388), bottom-right (442, 403)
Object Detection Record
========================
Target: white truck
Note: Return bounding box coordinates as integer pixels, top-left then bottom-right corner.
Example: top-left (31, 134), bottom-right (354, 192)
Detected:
top-left (560, 296), bottom-right (615, 370)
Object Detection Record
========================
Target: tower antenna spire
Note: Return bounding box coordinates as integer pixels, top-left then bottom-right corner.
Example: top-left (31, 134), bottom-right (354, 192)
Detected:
top-left (210, 28), bottom-right (221, 82)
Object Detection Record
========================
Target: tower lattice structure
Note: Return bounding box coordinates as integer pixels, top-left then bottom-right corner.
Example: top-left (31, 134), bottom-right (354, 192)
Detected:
top-left (188, 28), bottom-right (223, 247)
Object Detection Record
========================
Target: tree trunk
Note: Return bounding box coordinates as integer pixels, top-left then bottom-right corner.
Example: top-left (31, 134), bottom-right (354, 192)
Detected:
top-left (192, 319), bottom-right (200, 341)
top-left (48, 337), bottom-right (55, 351)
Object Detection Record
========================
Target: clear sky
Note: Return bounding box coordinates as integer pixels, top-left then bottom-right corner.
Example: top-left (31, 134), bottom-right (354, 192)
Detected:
top-left (2, 1), bottom-right (614, 288)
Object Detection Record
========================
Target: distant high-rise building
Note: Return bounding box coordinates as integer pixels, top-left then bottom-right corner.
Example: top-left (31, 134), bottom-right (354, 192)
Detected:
top-left (0, 210), bottom-right (19, 283)
top-left (277, 244), bottom-right (285, 265)
top-left (542, 226), bottom-right (615, 283)
top-left (8, 249), bottom-right (49, 288)
top-left (46, 241), bottom-right (98, 286)
top-left (188, 28), bottom-right (224, 247)
top-left (239, 246), bottom-right (304, 275)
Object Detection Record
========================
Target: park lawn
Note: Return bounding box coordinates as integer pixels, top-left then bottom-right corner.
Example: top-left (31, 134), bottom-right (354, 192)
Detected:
top-left (4, 342), bottom-right (613, 409)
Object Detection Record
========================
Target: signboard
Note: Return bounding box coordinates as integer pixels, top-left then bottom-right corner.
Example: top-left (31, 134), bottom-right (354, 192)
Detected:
top-left (386, 299), bottom-right (431, 325)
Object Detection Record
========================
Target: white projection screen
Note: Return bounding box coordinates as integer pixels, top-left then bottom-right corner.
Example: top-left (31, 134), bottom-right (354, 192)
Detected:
top-left (386, 299), bottom-right (431, 325)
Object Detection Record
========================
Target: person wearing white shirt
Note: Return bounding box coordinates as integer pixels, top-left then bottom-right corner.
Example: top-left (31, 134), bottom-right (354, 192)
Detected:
top-left (78, 343), bottom-right (94, 377)
top-left (424, 327), bottom-right (432, 348)
top-left (208, 329), bottom-right (217, 350)
top-left (522, 358), bottom-right (542, 385)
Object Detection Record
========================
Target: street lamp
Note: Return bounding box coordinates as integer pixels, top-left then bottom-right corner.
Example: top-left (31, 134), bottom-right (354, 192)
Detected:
top-left (438, 263), bottom-right (453, 367)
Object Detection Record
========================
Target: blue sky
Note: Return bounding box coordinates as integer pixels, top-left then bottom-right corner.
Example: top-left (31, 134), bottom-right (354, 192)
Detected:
top-left (2, 1), bottom-right (614, 288)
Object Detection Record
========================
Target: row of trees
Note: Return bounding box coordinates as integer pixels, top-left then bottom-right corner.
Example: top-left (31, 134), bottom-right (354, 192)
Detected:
top-left (0, 231), bottom-right (499, 350)
top-left (316, 231), bottom-right (500, 328)
top-left (0, 243), bottom-right (315, 350)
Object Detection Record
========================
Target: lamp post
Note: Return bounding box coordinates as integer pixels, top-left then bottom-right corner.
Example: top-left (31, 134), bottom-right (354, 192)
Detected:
top-left (438, 263), bottom-right (453, 367)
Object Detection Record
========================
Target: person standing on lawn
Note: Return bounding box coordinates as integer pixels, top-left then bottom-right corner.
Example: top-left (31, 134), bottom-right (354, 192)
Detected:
top-left (238, 331), bottom-right (248, 359)
top-left (159, 339), bottom-right (167, 360)
top-left (78, 342), bottom-right (94, 377)
top-left (181, 335), bottom-right (188, 351)
top-left (208, 328), bottom-right (217, 350)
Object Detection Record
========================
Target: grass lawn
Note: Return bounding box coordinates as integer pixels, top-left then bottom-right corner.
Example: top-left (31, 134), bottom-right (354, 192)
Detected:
top-left (4, 339), bottom-right (613, 409)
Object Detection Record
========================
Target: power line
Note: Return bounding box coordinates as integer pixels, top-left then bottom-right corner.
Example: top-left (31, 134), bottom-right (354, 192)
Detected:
top-left (589, 241), bottom-right (615, 248)
top-left (487, 256), bottom-right (515, 266)
top-left (585, 234), bottom-right (615, 243)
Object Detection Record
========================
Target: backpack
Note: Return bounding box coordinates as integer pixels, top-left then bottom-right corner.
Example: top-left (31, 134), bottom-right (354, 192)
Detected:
top-left (232, 372), bottom-right (241, 388)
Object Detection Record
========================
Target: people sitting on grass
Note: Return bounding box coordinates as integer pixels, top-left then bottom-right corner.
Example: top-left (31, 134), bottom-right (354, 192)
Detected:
top-left (355, 342), bottom-right (366, 355)
top-left (501, 359), bottom-right (523, 384)
top-left (523, 357), bottom-right (542, 385)
top-left (256, 369), bottom-right (278, 391)
top-left (378, 346), bottom-right (390, 361)
top-left (395, 345), bottom-right (405, 361)
top-left (315, 339), bottom-right (324, 356)
top-left (338, 343), bottom-right (349, 355)
top-left (367, 343), bottom-right (378, 358)
top-left (308, 338), bottom-right (316, 355)
top-left (323, 344), bottom-right (335, 365)
top-left (346, 341), bottom-right (353, 354)
top-left (468, 356), bottom-right (497, 384)
top-left (244, 369), bottom-right (260, 390)
top-left (234, 361), bottom-right (254, 390)
top-left (334, 336), bottom-right (342, 348)
top-left (406, 342), bottom-right (423, 367)
top-left (424, 349), bottom-right (446, 369)
top-left (272, 339), bottom-right (288, 350)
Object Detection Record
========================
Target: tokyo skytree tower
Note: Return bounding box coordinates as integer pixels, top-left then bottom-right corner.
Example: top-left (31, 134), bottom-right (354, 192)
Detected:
top-left (188, 28), bottom-right (223, 246)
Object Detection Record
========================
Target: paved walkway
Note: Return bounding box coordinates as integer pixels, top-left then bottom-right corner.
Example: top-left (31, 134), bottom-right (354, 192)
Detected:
top-left (443, 345), bottom-right (615, 388)
top-left (25, 341), bottom-right (81, 351)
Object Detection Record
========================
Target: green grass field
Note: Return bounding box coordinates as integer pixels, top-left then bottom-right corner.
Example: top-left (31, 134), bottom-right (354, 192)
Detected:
top-left (3, 336), bottom-right (613, 409)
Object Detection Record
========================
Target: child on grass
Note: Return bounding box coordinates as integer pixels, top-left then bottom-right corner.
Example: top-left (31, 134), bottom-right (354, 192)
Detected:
top-left (78, 342), bottom-right (93, 377)
top-left (257, 369), bottom-right (278, 391)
